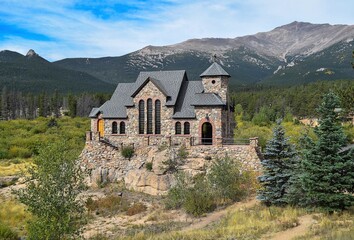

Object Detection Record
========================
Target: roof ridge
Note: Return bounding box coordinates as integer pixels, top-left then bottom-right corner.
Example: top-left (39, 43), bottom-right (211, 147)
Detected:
top-left (200, 62), bottom-right (230, 77)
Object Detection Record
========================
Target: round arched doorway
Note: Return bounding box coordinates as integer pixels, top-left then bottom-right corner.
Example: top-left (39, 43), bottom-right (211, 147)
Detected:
top-left (201, 122), bottom-right (213, 145)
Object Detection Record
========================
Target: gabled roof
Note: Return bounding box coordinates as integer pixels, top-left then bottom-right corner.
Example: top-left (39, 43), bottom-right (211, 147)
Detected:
top-left (134, 70), bottom-right (186, 106)
top-left (173, 81), bottom-right (204, 119)
top-left (131, 77), bottom-right (169, 97)
top-left (90, 70), bottom-right (186, 119)
top-left (172, 81), bottom-right (225, 119)
top-left (200, 62), bottom-right (230, 77)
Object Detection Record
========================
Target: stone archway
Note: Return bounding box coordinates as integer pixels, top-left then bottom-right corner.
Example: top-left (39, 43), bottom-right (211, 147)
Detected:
top-left (201, 122), bottom-right (213, 145)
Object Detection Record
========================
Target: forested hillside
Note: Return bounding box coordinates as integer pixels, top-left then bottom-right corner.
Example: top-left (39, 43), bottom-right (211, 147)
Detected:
top-left (231, 80), bottom-right (354, 118)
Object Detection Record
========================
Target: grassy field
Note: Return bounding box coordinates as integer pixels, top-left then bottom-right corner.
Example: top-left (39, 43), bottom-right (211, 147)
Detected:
top-left (0, 117), bottom-right (90, 176)
top-left (0, 117), bottom-right (353, 239)
top-left (89, 203), bottom-right (354, 240)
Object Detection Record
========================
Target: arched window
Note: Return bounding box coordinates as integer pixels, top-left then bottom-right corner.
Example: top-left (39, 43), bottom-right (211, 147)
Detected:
top-left (147, 98), bottom-right (153, 134)
top-left (112, 121), bottom-right (118, 134)
top-left (119, 122), bottom-right (125, 134)
top-left (184, 122), bottom-right (190, 135)
top-left (139, 100), bottom-right (144, 134)
top-left (155, 100), bottom-right (161, 134)
top-left (175, 122), bottom-right (181, 135)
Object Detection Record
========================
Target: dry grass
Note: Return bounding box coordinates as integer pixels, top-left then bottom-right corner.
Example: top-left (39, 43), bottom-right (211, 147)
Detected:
top-left (126, 202), bottom-right (147, 216)
top-left (294, 207), bottom-right (354, 240)
top-left (102, 204), bottom-right (306, 240)
top-left (86, 195), bottom-right (129, 216)
top-left (0, 159), bottom-right (32, 177)
top-left (0, 197), bottom-right (31, 235)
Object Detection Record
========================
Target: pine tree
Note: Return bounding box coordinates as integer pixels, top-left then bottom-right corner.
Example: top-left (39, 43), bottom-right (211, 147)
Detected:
top-left (285, 133), bottom-right (314, 206)
top-left (301, 92), bottom-right (354, 211)
top-left (257, 120), bottom-right (297, 206)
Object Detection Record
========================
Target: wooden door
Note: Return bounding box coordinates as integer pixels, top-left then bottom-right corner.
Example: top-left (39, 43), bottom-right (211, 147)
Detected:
top-left (98, 119), bottom-right (104, 137)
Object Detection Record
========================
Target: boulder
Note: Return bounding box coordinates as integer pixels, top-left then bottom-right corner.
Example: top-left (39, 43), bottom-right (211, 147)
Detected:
top-left (124, 169), bottom-right (174, 195)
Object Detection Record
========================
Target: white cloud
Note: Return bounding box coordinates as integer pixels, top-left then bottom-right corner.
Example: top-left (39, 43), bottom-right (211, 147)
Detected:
top-left (0, 0), bottom-right (353, 60)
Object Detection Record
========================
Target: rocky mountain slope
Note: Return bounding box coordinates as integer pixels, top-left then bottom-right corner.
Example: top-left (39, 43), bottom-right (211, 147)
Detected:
top-left (0, 50), bottom-right (114, 93)
top-left (54, 21), bottom-right (354, 86)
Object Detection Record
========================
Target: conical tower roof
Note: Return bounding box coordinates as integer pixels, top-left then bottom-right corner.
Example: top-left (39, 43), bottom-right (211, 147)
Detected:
top-left (200, 62), bottom-right (230, 77)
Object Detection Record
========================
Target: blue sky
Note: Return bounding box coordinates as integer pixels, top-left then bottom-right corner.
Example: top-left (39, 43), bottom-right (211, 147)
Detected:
top-left (0, 0), bottom-right (353, 61)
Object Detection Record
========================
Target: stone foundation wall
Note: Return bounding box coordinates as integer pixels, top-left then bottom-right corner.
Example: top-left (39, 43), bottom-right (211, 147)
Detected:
top-left (80, 138), bottom-right (262, 195)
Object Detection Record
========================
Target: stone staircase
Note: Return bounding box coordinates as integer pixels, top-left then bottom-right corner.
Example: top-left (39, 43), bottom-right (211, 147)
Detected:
top-left (99, 137), bottom-right (119, 150)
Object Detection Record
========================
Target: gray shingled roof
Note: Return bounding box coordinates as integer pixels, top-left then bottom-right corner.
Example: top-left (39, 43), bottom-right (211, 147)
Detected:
top-left (173, 81), bottom-right (203, 119)
top-left (200, 62), bottom-right (230, 77)
top-left (131, 77), bottom-right (169, 97)
top-left (90, 70), bottom-right (186, 119)
top-left (89, 108), bottom-right (100, 118)
top-left (134, 70), bottom-right (186, 106)
top-left (191, 93), bottom-right (225, 106)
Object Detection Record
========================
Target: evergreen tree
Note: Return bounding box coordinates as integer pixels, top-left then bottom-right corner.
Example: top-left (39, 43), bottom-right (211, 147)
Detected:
top-left (301, 92), bottom-right (354, 211)
top-left (285, 133), bottom-right (314, 206)
top-left (257, 120), bottom-right (297, 206)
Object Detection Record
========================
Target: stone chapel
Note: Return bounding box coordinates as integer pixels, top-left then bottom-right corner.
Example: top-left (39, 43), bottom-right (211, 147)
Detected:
top-left (88, 62), bottom-right (236, 147)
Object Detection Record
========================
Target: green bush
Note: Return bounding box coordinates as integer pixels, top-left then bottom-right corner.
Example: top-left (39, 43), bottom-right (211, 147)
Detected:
top-left (165, 173), bottom-right (216, 216)
top-left (8, 146), bottom-right (32, 159)
top-left (165, 173), bottom-right (189, 209)
top-left (163, 146), bottom-right (188, 173)
top-left (183, 175), bottom-right (216, 216)
top-left (121, 146), bottom-right (134, 160)
top-left (0, 223), bottom-right (19, 240)
top-left (207, 156), bottom-right (247, 202)
top-left (145, 162), bottom-right (153, 171)
top-left (0, 150), bottom-right (8, 159)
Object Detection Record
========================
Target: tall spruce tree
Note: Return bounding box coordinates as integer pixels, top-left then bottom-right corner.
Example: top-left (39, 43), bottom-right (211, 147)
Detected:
top-left (257, 120), bottom-right (297, 206)
top-left (301, 92), bottom-right (354, 211)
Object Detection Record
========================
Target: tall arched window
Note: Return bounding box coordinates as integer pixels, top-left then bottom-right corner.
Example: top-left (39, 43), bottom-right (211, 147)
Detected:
top-left (112, 121), bottom-right (118, 134)
top-left (184, 122), bottom-right (190, 135)
top-left (155, 100), bottom-right (161, 134)
top-left (175, 122), bottom-right (181, 135)
top-left (119, 122), bottom-right (125, 134)
top-left (139, 100), bottom-right (144, 134)
top-left (147, 98), bottom-right (153, 134)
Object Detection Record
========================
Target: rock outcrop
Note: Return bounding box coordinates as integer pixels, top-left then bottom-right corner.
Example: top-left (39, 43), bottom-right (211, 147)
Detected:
top-left (80, 141), bottom-right (261, 195)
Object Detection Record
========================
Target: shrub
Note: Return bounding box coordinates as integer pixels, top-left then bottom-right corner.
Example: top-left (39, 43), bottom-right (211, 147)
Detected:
top-left (121, 146), bottom-right (134, 160)
top-left (0, 150), bottom-right (8, 159)
top-left (8, 146), bottom-right (32, 159)
top-left (183, 175), bottom-right (216, 216)
top-left (145, 162), bottom-right (153, 171)
top-left (126, 202), bottom-right (147, 216)
top-left (47, 118), bottom-right (58, 128)
top-left (207, 156), bottom-right (247, 202)
top-left (86, 195), bottom-right (127, 216)
top-left (163, 146), bottom-right (188, 173)
top-left (165, 173), bottom-right (190, 209)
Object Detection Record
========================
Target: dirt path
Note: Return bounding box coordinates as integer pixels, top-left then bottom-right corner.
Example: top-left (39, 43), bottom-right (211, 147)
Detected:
top-left (182, 198), bottom-right (258, 231)
top-left (269, 215), bottom-right (313, 240)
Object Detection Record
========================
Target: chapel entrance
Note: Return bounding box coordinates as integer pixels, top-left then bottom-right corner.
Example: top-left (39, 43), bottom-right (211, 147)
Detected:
top-left (201, 122), bottom-right (213, 145)
top-left (98, 119), bottom-right (104, 137)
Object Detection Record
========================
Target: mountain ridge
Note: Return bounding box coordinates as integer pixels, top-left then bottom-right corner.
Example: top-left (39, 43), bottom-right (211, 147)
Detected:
top-left (53, 21), bottom-right (354, 86)
top-left (1, 21), bottom-right (353, 92)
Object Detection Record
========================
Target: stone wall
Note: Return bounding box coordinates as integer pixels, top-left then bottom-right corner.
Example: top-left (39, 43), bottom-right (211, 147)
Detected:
top-left (80, 139), bottom-right (262, 195)
top-left (201, 76), bottom-right (229, 103)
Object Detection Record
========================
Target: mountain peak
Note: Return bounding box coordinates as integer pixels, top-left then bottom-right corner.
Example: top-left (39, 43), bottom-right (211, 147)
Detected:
top-left (26, 49), bottom-right (38, 58)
